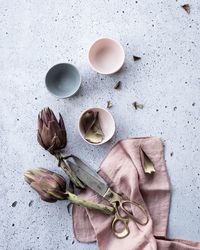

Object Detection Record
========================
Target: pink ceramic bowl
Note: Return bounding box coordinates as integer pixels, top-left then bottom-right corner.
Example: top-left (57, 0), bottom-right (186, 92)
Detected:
top-left (78, 107), bottom-right (115, 145)
top-left (88, 38), bottom-right (125, 75)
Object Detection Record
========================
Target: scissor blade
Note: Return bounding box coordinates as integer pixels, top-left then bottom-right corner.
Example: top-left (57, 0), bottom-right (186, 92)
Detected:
top-left (67, 155), bottom-right (108, 197)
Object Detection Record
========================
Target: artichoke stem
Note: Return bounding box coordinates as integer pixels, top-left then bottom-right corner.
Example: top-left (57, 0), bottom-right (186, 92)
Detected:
top-left (54, 152), bottom-right (85, 189)
top-left (65, 192), bottom-right (114, 215)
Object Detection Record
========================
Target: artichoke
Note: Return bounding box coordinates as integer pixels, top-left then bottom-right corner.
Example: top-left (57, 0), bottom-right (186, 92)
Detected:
top-left (24, 168), bottom-right (114, 214)
top-left (37, 107), bottom-right (67, 154)
top-left (37, 107), bottom-right (84, 189)
top-left (24, 168), bottom-right (66, 202)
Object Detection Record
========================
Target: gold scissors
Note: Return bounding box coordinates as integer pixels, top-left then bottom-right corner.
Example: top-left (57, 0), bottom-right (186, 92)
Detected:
top-left (66, 155), bottom-right (149, 239)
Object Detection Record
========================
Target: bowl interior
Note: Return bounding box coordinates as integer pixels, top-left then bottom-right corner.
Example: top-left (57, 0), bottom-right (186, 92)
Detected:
top-left (79, 108), bottom-right (115, 145)
top-left (89, 38), bottom-right (124, 74)
top-left (45, 63), bottom-right (81, 98)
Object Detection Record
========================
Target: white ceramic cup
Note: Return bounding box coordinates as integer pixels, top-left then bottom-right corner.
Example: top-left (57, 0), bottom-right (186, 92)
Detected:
top-left (88, 38), bottom-right (125, 75)
top-left (78, 107), bottom-right (115, 145)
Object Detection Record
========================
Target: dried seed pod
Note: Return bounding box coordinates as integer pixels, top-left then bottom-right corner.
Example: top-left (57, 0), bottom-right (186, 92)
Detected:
top-left (141, 149), bottom-right (155, 174)
top-left (132, 102), bottom-right (144, 110)
top-left (82, 111), bottom-right (104, 144)
top-left (114, 81), bottom-right (121, 89)
top-left (82, 111), bottom-right (97, 133)
top-left (107, 101), bottom-right (113, 109)
top-left (133, 56), bottom-right (141, 61)
top-left (181, 4), bottom-right (190, 14)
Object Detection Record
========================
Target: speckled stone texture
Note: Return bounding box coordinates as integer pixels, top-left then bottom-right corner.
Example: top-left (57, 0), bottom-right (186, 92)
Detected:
top-left (0, 0), bottom-right (200, 249)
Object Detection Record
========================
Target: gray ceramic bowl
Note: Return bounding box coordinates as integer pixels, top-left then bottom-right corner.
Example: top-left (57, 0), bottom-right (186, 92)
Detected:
top-left (45, 63), bottom-right (81, 98)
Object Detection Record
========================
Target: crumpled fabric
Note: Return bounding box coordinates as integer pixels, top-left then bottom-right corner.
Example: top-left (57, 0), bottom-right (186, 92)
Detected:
top-left (72, 137), bottom-right (200, 250)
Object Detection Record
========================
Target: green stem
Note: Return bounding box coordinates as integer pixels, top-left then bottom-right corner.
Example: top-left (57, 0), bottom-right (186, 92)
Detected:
top-left (54, 152), bottom-right (85, 189)
top-left (65, 192), bottom-right (114, 215)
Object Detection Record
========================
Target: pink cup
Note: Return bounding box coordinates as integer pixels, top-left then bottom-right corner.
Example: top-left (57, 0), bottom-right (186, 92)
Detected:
top-left (88, 38), bottom-right (125, 75)
top-left (78, 107), bottom-right (115, 145)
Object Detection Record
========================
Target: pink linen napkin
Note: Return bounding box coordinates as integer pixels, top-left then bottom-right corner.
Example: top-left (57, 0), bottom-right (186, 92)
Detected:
top-left (72, 137), bottom-right (200, 250)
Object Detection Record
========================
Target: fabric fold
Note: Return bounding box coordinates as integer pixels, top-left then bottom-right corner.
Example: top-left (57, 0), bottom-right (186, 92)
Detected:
top-left (72, 137), bottom-right (200, 250)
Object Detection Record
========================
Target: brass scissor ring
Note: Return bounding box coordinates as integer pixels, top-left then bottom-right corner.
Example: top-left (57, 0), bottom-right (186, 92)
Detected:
top-left (111, 204), bottom-right (130, 239)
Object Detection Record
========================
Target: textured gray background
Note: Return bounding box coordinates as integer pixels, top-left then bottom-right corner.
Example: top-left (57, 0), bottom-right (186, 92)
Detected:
top-left (1, 0), bottom-right (200, 249)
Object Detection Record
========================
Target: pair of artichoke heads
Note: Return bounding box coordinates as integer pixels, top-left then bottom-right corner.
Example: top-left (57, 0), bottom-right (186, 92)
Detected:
top-left (25, 107), bottom-right (83, 202)
top-left (24, 107), bottom-right (114, 214)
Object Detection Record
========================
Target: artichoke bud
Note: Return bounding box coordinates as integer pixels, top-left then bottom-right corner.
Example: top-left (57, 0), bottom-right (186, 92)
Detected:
top-left (24, 168), bottom-right (67, 203)
top-left (37, 107), bottom-right (67, 154)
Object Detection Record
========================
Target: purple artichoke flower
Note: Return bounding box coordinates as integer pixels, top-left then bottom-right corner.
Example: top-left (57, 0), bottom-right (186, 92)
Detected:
top-left (36, 107), bottom-right (84, 189)
top-left (37, 107), bottom-right (67, 154)
top-left (24, 168), bottom-right (114, 215)
top-left (24, 168), bottom-right (66, 202)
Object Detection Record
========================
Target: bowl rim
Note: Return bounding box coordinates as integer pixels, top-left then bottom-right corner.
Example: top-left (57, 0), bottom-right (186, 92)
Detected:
top-left (45, 62), bottom-right (81, 98)
top-left (78, 106), bottom-right (116, 145)
top-left (88, 37), bottom-right (125, 75)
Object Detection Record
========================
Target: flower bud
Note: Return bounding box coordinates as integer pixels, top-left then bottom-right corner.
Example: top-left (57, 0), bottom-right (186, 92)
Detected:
top-left (24, 168), bottom-right (66, 202)
top-left (37, 107), bottom-right (67, 154)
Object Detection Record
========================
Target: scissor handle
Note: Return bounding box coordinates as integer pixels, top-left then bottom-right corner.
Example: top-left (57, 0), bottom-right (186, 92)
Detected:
top-left (119, 200), bottom-right (149, 225)
top-left (104, 188), bottom-right (149, 228)
top-left (111, 208), bottom-right (130, 239)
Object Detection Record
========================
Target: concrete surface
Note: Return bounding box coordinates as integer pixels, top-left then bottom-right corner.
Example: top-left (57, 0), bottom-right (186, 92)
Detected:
top-left (1, 0), bottom-right (200, 249)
